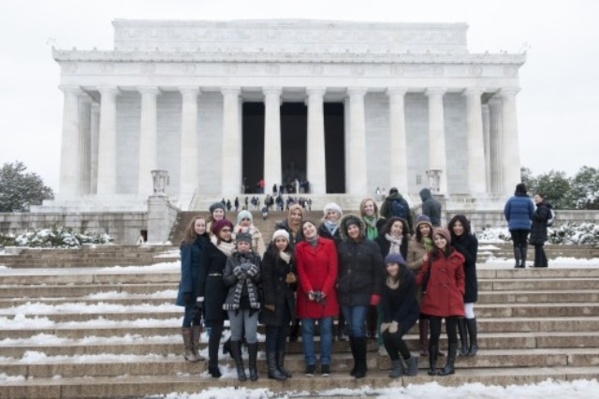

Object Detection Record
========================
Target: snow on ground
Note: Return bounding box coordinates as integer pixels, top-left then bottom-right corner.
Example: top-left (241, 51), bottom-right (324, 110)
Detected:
top-left (139, 379), bottom-right (599, 399)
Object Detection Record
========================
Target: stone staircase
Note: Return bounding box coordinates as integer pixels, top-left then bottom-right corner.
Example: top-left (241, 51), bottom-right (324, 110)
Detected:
top-left (0, 252), bottom-right (598, 398)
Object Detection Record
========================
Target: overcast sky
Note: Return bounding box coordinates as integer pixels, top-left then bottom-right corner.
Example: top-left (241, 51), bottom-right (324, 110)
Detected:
top-left (1, 0), bottom-right (598, 192)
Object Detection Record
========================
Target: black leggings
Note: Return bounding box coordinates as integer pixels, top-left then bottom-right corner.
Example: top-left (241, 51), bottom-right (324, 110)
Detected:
top-left (429, 316), bottom-right (458, 347)
top-left (382, 331), bottom-right (411, 360)
top-left (207, 320), bottom-right (224, 366)
top-left (511, 230), bottom-right (529, 251)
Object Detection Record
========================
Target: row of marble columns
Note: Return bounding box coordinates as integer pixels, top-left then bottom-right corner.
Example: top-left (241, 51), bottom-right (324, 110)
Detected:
top-left (59, 85), bottom-right (520, 199)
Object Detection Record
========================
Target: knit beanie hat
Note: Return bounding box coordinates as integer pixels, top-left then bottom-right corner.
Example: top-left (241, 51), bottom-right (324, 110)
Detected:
top-left (209, 202), bottom-right (226, 214)
top-left (433, 227), bottom-right (451, 244)
top-left (236, 232), bottom-right (253, 246)
top-left (212, 219), bottom-right (233, 236)
top-left (385, 253), bottom-right (407, 266)
top-left (415, 214), bottom-right (433, 230)
top-left (237, 210), bottom-right (253, 224)
top-left (323, 202), bottom-right (343, 216)
top-left (272, 229), bottom-right (290, 242)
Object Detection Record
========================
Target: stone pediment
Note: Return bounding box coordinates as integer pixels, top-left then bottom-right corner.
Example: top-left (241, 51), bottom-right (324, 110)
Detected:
top-left (111, 19), bottom-right (470, 55)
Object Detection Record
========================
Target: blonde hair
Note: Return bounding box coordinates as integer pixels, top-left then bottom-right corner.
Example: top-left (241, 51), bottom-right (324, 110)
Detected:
top-left (359, 197), bottom-right (380, 219)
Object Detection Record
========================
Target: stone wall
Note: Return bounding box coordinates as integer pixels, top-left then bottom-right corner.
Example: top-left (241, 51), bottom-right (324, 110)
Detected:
top-left (0, 212), bottom-right (147, 245)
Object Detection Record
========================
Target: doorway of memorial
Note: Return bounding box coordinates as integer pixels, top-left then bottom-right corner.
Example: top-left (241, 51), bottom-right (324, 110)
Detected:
top-left (241, 102), bottom-right (346, 195)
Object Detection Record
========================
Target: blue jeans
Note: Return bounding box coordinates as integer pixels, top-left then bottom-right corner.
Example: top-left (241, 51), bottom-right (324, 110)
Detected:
top-left (301, 317), bottom-right (333, 366)
top-left (228, 309), bottom-right (259, 344)
top-left (341, 305), bottom-right (369, 338)
top-left (182, 304), bottom-right (202, 328)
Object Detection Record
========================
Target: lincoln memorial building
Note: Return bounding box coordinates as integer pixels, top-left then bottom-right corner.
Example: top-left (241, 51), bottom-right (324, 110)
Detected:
top-left (51, 19), bottom-right (525, 211)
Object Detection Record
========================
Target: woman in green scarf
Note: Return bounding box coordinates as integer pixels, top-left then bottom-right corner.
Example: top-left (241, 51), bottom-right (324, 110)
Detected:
top-left (359, 197), bottom-right (382, 241)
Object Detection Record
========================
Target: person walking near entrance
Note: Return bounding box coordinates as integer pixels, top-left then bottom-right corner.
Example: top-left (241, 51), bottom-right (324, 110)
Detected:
top-left (295, 220), bottom-right (339, 377)
top-left (530, 193), bottom-right (551, 268)
top-left (448, 215), bottom-right (479, 357)
top-left (337, 215), bottom-right (385, 379)
top-left (504, 183), bottom-right (535, 268)
top-left (176, 216), bottom-right (209, 363)
top-left (416, 228), bottom-right (465, 376)
top-left (420, 188), bottom-right (442, 227)
top-left (198, 219), bottom-right (235, 378)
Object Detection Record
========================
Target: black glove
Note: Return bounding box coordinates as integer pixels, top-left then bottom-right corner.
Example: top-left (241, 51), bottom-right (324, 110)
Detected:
top-left (184, 292), bottom-right (193, 305)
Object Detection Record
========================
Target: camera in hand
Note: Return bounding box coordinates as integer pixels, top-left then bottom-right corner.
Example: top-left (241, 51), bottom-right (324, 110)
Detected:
top-left (312, 291), bottom-right (325, 303)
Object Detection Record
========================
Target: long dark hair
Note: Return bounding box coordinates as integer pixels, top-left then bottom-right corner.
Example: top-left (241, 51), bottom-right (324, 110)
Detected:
top-left (448, 214), bottom-right (471, 238)
top-left (180, 216), bottom-right (206, 247)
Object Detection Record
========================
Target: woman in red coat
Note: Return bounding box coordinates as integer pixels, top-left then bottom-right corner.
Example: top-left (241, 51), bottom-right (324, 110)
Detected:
top-left (295, 220), bottom-right (339, 377)
top-left (416, 227), bottom-right (465, 377)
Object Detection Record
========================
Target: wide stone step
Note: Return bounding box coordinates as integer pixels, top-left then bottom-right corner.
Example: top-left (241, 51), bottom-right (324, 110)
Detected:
top-left (0, 284), bottom-right (179, 298)
top-left (0, 296), bottom-right (177, 309)
top-left (1, 331), bottom-right (598, 353)
top-left (0, 272), bottom-right (179, 286)
top-left (1, 367), bottom-right (597, 399)
top-left (480, 278), bottom-right (599, 291)
top-left (477, 290), bottom-right (599, 304)
top-left (0, 348), bottom-right (598, 381)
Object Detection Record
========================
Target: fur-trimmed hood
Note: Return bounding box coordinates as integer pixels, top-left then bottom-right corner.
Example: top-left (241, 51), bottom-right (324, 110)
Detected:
top-left (339, 214), bottom-right (366, 241)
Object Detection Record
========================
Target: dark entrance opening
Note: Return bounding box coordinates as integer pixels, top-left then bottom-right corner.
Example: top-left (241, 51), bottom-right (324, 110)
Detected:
top-left (242, 101), bottom-right (346, 194)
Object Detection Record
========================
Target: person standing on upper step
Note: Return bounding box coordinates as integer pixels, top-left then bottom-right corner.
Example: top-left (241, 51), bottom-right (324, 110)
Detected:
top-left (337, 215), bottom-right (385, 379)
top-left (222, 232), bottom-right (262, 382)
top-left (416, 227), bottom-right (465, 376)
top-left (197, 219), bottom-right (235, 378)
top-left (529, 193), bottom-right (551, 268)
top-left (380, 187), bottom-right (414, 234)
top-left (420, 188), bottom-right (442, 227)
top-left (260, 229), bottom-right (297, 381)
top-left (295, 220), bottom-right (339, 377)
top-left (448, 215), bottom-right (479, 357)
top-left (176, 216), bottom-right (209, 363)
top-left (504, 183), bottom-right (535, 268)
top-left (233, 210), bottom-right (266, 258)
top-left (380, 253), bottom-right (420, 378)
top-left (206, 202), bottom-right (227, 239)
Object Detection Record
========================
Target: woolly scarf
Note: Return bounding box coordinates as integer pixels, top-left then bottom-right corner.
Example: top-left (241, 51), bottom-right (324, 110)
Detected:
top-left (324, 220), bottom-right (339, 237)
top-left (223, 256), bottom-right (260, 311)
top-left (211, 236), bottom-right (235, 257)
top-left (279, 251), bottom-right (291, 264)
top-left (385, 233), bottom-right (403, 254)
top-left (363, 216), bottom-right (378, 240)
top-left (422, 237), bottom-right (434, 252)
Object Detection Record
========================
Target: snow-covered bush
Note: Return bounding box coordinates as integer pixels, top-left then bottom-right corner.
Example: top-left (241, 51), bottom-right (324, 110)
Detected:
top-left (2, 226), bottom-right (113, 248)
top-left (477, 223), bottom-right (599, 245)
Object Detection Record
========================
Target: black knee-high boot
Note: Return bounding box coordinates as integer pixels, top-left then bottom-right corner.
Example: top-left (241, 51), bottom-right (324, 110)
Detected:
top-left (457, 318), bottom-right (469, 356)
top-left (437, 343), bottom-right (457, 376)
top-left (230, 340), bottom-right (247, 381)
top-left (466, 318), bottom-right (478, 356)
top-left (353, 337), bottom-right (368, 379)
top-left (248, 342), bottom-right (259, 381)
top-left (427, 343), bottom-right (438, 376)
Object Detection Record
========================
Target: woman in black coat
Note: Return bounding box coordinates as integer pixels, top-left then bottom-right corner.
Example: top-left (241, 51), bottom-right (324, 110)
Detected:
top-left (337, 215), bottom-right (385, 379)
top-left (259, 229), bottom-right (297, 381)
top-left (197, 219), bottom-right (235, 378)
top-left (448, 215), bottom-right (479, 356)
top-left (530, 193), bottom-right (551, 268)
top-left (380, 253), bottom-right (420, 378)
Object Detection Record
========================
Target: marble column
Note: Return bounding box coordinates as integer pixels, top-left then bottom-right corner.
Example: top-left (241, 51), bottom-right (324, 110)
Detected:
top-left (347, 88), bottom-right (368, 195)
top-left (343, 97), bottom-right (350, 193)
top-left (387, 88), bottom-right (409, 194)
top-left (501, 88), bottom-right (521, 194)
top-left (59, 85), bottom-right (82, 197)
top-left (89, 103), bottom-right (100, 195)
top-left (488, 97), bottom-right (503, 194)
top-left (138, 87), bottom-right (160, 196)
top-left (221, 87), bottom-right (241, 196)
top-left (482, 103), bottom-right (492, 193)
top-left (465, 88), bottom-right (488, 194)
top-left (263, 87), bottom-right (282, 193)
top-left (78, 96), bottom-right (92, 195)
top-left (97, 86), bottom-right (119, 195)
top-left (426, 88), bottom-right (448, 194)
top-left (306, 87), bottom-right (327, 194)
top-left (179, 87), bottom-right (200, 197)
